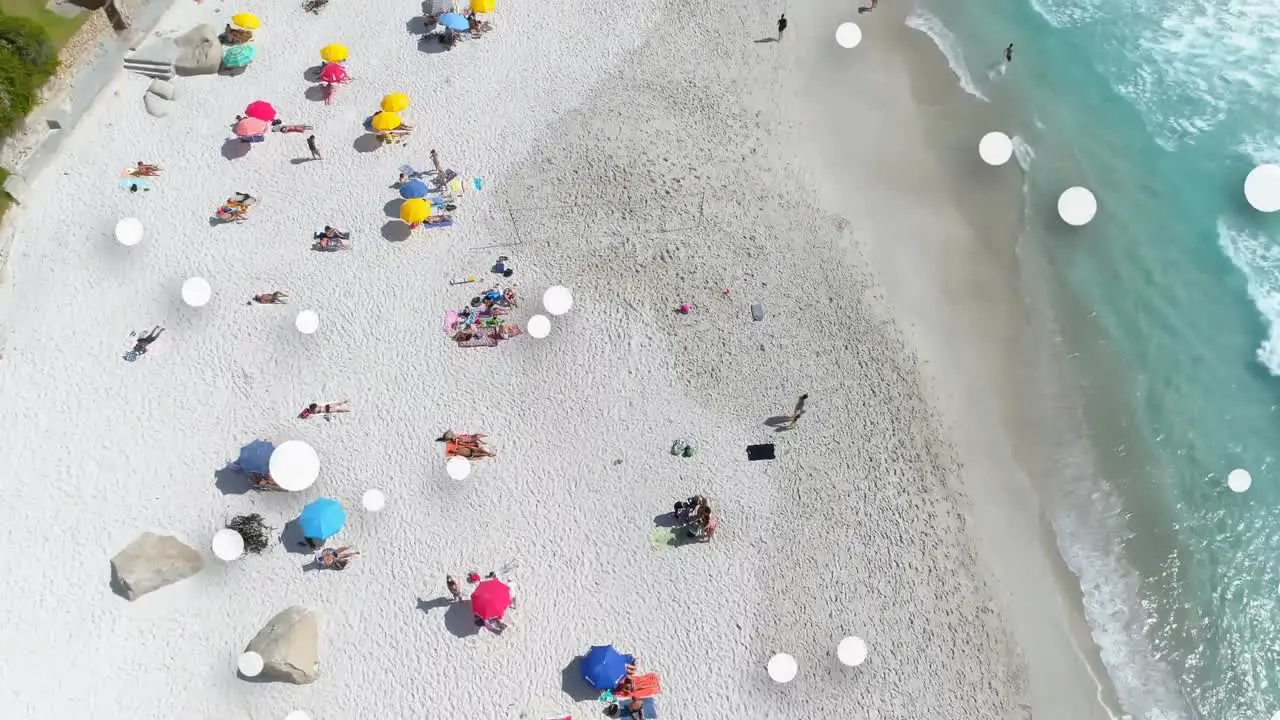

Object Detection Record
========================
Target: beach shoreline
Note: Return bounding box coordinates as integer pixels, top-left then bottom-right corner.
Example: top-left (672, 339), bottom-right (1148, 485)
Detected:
top-left (0, 0), bottom-right (1121, 717)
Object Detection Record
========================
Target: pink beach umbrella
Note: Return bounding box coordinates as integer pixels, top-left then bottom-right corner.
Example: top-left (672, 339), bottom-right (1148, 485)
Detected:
top-left (244, 100), bottom-right (277, 122)
top-left (319, 62), bottom-right (348, 83)
top-left (234, 117), bottom-right (270, 138)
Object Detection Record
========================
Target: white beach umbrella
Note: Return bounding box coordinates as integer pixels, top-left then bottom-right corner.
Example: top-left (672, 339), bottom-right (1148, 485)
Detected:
top-left (527, 314), bottom-right (551, 339)
top-left (1227, 468), bottom-right (1252, 493)
top-left (766, 653), bottom-right (798, 683)
top-left (211, 528), bottom-right (245, 561)
top-left (543, 286), bottom-right (573, 316)
top-left (269, 440), bottom-right (320, 491)
top-left (978, 131), bottom-right (1013, 166)
top-left (446, 455), bottom-right (472, 480)
top-left (182, 277), bottom-right (212, 307)
top-left (1057, 187), bottom-right (1097, 226)
top-left (362, 488), bottom-right (386, 512)
top-left (237, 650), bottom-right (264, 677)
top-left (835, 22), bottom-right (862, 49)
top-left (295, 310), bottom-right (320, 334)
top-left (837, 636), bottom-right (868, 666)
top-left (115, 217), bottom-right (144, 246)
top-left (1245, 165), bottom-right (1280, 212)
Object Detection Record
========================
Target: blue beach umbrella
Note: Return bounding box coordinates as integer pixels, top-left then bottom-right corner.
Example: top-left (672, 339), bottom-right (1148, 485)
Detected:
top-left (399, 179), bottom-right (429, 199)
top-left (234, 439), bottom-right (275, 475)
top-left (222, 44), bottom-right (256, 69)
top-left (439, 12), bottom-right (470, 31)
top-left (298, 497), bottom-right (346, 540)
top-left (581, 645), bottom-right (635, 690)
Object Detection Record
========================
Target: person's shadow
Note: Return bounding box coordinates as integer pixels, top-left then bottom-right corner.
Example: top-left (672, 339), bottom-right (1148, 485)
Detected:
top-left (754, 37), bottom-right (777, 43)
top-left (764, 415), bottom-right (794, 432)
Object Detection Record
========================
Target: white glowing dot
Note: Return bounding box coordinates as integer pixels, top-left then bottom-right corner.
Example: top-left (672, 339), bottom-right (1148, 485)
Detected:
top-left (446, 455), bottom-right (472, 480)
top-left (181, 277), bottom-right (212, 307)
top-left (237, 650), bottom-right (264, 677)
top-left (116, 217), bottom-right (143, 246)
top-left (837, 636), bottom-right (868, 666)
top-left (295, 310), bottom-right (320, 334)
top-left (1245, 165), bottom-right (1280, 212)
top-left (211, 528), bottom-right (245, 561)
top-left (543, 286), bottom-right (573, 316)
top-left (978, 132), bottom-right (1013, 166)
top-left (361, 488), bottom-right (386, 512)
top-left (527, 314), bottom-right (551, 339)
top-left (766, 652), bottom-right (798, 683)
top-left (1057, 187), bottom-right (1097, 226)
top-left (835, 22), bottom-right (862, 48)
top-left (1227, 468), bottom-right (1252, 493)
top-left (269, 440), bottom-right (320, 491)
top-left (1271, 711), bottom-right (1280, 720)
top-left (285, 712), bottom-right (311, 720)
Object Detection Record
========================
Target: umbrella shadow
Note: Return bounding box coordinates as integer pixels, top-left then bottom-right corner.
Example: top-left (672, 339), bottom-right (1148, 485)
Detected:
top-left (215, 466), bottom-right (253, 495)
top-left (560, 658), bottom-right (601, 702)
top-left (443, 599), bottom-right (482, 637)
top-left (417, 35), bottom-right (450, 55)
top-left (382, 198), bottom-right (403, 218)
top-left (764, 415), bottom-right (794, 432)
top-left (218, 65), bottom-right (250, 77)
top-left (405, 16), bottom-right (430, 34)
top-left (652, 511), bottom-right (682, 529)
top-left (381, 220), bottom-right (411, 243)
top-left (303, 84), bottom-right (327, 103)
top-left (279, 519), bottom-right (317, 555)
top-left (302, 64), bottom-right (323, 82)
top-left (352, 133), bottom-right (380, 153)
top-left (220, 139), bottom-right (251, 160)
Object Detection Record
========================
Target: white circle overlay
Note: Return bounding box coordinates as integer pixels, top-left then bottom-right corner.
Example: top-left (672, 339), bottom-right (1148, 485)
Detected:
top-left (116, 217), bottom-right (144, 246)
top-left (527, 314), bottom-right (551, 339)
top-left (237, 650), bottom-right (264, 677)
top-left (269, 440), bottom-right (320, 491)
top-left (446, 455), bottom-right (472, 480)
top-left (543, 286), bottom-right (573, 316)
top-left (1057, 186), bottom-right (1097, 227)
top-left (837, 636), bottom-right (868, 666)
top-left (362, 488), bottom-right (386, 512)
top-left (767, 652), bottom-right (798, 683)
top-left (978, 131), bottom-right (1013, 166)
top-left (1227, 468), bottom-right (1252, 493)
top-left (211, 528), bottom-right (245, 561)
top-left (182, 277), bottom-right (212, 307)
top-left (1245, 165), bottom-right (1280, 212)
top-left (295, 310), bottom-right (320, 334)
top-left (835, 22), bottom-right (862, 49)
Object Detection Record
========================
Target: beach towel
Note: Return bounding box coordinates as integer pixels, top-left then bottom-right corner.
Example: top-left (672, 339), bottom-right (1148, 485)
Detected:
top-left (746, 443), bottom-right (776, 461)
top-left (118, 177), bottom-right (155, 192)
top-left (456, 335), bottom-right (499, 348)
top-left (444, 310), bottom-right (461, 333)
top-left (614, 673), bottom-right (661, 700)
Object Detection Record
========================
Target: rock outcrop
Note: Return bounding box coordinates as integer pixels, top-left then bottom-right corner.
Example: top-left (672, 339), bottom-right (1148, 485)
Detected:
top-left (244, 606), bottom-right (320, 684)
top-left (174, 24), bottom-right (221, 76)
top-left (110, 532), bottom-right (203, 600)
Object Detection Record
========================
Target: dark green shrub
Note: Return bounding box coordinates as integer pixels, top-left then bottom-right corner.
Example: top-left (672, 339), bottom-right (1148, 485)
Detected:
top-left (226, 514), bottom-right (272, 554)
top-left (0, 16), bottom-right (56, 74)
top-left (0, 16), bottom-right (58, 133)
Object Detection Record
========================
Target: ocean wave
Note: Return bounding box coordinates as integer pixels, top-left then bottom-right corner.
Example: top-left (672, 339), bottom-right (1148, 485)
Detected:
top-left (1216, 219), bottom-right (1280, 375)
top-left (903, 11), bottom-right (989, 102)
top-left (1011, 135), bottom-right (1035, 172)
top-left (1026, 0), bottom-right (1104, 27)
top-left (1239, 135), bottom-right (1280, 165)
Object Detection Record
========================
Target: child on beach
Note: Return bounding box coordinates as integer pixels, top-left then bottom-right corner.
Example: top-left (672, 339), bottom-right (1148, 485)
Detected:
top-left (447, 575), bottom-right (463, 602)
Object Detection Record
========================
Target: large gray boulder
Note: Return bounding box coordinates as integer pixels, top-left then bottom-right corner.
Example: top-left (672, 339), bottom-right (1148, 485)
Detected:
top-left (173, 24), bottom-right (221, 76)
top-left (244, 607), bottom-right (320, 684)
top-left (110, 532), bottom-right (203, 600)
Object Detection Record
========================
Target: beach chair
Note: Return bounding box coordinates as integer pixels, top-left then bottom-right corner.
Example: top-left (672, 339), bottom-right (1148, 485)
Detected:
top-left (614, 674), bottom-right (661, 701)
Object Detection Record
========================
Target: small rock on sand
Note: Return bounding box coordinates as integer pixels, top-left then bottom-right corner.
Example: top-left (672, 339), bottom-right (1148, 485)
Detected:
top-left (244, 606), bottom-right (320, 684)
top-left (148, 79), bottom-right (177, 101)
top-left (143, 93), bottom-right (168, 118)
top-left (109, 532), bottom-right (204, 601)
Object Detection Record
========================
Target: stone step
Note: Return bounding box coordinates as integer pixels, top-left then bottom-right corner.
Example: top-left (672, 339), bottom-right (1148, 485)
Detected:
top-left (123, 56), bottom-right (175, 80)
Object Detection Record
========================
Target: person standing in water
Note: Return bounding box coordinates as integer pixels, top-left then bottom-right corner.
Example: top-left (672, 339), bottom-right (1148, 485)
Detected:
top-left (1004, 43), bottom-right (1014, 63)
top-left (776, 13), bottom-right (787, 41)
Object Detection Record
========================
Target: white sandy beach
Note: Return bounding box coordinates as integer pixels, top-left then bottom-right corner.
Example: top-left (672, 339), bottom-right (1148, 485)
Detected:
top-left (0, 0), bottom-right (1115, 718)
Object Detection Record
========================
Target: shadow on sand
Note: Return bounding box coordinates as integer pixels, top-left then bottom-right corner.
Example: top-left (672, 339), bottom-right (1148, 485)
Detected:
top-left (764, 415), bottom-right (794, 432)
top-left (279, 519), bottom-right (316, 555)
top-left (353, 133), bottom-right (381, 153)
top-left (381, 220), bottom-right (411, 243)
top-left (560, 658), bottom-right (601, 702)
top-left (304, 84), bottom-right (327, 103)
top-left (220, 139), bottom-right (251, 160)
top-left (215, 466), bottom-right (253, 495)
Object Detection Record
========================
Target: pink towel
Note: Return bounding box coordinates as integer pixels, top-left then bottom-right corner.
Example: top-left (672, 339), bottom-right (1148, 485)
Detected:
top-left (444, 310), bottom-right (460, 333)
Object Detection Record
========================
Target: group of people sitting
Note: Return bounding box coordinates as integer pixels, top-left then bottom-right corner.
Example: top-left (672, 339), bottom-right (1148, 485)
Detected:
top-left (313, 226), bottom-right (351, 251)
top-left (425, 11), bottom-right (493, 49)
top-left (450, 286), bottom-right (522, 345)
top-left (316, 546), bottom-right (358, 570)
top-left (672, 494), bottom-right (718, 541)
top-left (220, 24), bottom-right (254, 45)
top-left (215, 192), bottom-right (256, 222)
top-left (436, 430), bottom-right (497, 459)
top-left (606, 664), bottom-right (662, 719)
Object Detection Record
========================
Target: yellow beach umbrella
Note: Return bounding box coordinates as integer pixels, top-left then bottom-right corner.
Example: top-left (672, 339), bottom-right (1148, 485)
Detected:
top-left (380, 93), bottom-right (410, 113)
top-left (320, 43), bottom-right (349, 63)
top-left (231, 12), bottom-right (261, 29)
top-left (471, 0), bottom-right (495, 13)
top-left (400, 198), bottom-right (431, 224)
top-left (370, 111), bottom-right (402, 132)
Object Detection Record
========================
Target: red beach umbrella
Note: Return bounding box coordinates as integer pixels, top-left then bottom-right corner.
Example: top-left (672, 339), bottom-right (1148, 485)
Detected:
top-left (319, 62), bottom-right (348, 83)
top-left (244, 101), bottom-right (277, 122)
top-left (234, 117), bottom-right (269, 137)
top-left (470, 578), bottom-right (512, 620)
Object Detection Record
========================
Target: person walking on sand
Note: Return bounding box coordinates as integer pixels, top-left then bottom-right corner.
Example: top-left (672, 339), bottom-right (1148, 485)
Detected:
top-left (787, 393), bottom-right (809, 429)
top-left (776, 13), bottom-right (787, 41)
top-left (447, 575), bottom-right (463, 602)
top-left (307, 134), bottom-right (321, 160)
top-left (430, 148), bottom-right (446, 182)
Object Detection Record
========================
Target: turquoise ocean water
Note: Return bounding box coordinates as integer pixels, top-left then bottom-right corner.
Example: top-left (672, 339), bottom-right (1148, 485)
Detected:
top-left (907, 0), bottom-right (1280, 717)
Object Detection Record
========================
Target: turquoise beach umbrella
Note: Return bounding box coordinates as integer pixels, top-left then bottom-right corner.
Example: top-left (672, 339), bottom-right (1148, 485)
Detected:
top-left (222, 44), bottom-right (256, 69)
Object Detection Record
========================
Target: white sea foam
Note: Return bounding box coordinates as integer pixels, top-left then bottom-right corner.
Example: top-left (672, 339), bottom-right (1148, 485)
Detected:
top-left (1011, 135), bottom-right (1035, 172)
top-left (1216, 219), bottom-right (1280, 375)
top-left (904, 11), bottom-right (989, 102)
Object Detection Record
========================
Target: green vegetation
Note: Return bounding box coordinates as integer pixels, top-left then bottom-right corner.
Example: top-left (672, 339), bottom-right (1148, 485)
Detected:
top-left (0, 0), bottom-right (85, 45)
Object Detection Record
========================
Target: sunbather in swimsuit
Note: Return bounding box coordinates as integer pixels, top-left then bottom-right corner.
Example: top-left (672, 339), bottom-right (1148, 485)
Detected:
top-left (250, 291), bottom-right (288, 305)
top-left (299, 401), bottom-right (350, 419)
